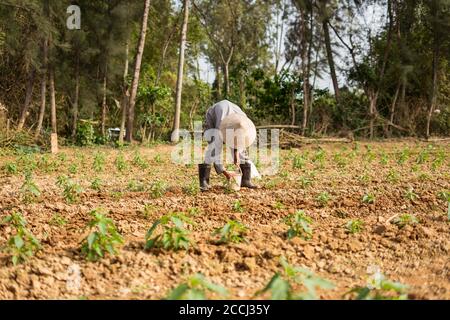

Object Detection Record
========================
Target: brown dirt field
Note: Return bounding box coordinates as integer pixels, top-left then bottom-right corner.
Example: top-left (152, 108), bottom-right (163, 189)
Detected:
top-left (0, 140), bottom-right (449, 300)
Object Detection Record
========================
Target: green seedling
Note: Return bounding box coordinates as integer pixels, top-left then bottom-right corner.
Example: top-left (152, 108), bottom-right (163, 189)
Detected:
top-left (132, 151), bottom-right (148, 169)
top-left (345, 272), bottom-right (408, 300)
top-left (386, 169), bottom-right (399, 183)
top-left (437, 190), bottom-right (450, 203)
top-left (154, 154), bottom-right (163, 164)
top-left (431, 149), bottom-right (446, 170)
top-left (187, 207), bottom-right (201, 217)
top-left (359, 173), bottom-right (371, 185)
top-left (255, 257), bottom-right (334, 300)
top-left (298, 176), bottom-right (313, 189)
top-left (20, 171), bottom-right (41, 203)
top-left (127, 179), bottom-right (146, 192)
top-left (273, 201), bottom-right (285, 210)
top-left (49, 213), bottom-right (68, 227)
top-left (346, 219), bottom-right (364, 234)
top-left (364, 146), bottom-right (376, 163)
top-left (57, 175), bottom-right (83, 204)
top-left (333, 152), bottom-right (347, 167)
top-left (416, 145), bottom-right (432, 164)
top-left (379, 152), bottom-right (389, 165)
top-left (397, 148), bottom-right (410, 164)
top-left (392, 214), bottom-right (419, 228)
top-left (292, 154), bottom-right (307, 169)
top-left (316, 192), bottom-right (331, 207)
top-left (3, 162), bottom-right (18, 174)
top-left (213, 220), bottom-right (248, 244)
top-left (1, 212), bottom-right (41, 265)
top-left (141, 203), bottom-right (157, 219)
top-left (91, 178), bottom-right (102, 191)
top-left (183, 179), bottom-right (200, 196)
top-left (149, 179), bottom-right (167, 198)
top-left (362, 193), bottom-right (375, 204)
top-left (145, 212), bottom-right (194, 251)
top-left (312, 149), bottom-right (326, 167)
top-left (166, 273), bottom-right (228, 300)
top-left (115, 152), bottom-right (128, 172)
top-left (93, 152), bottom-right (106, 172)
top-left (284, 210), bottom-right (313, 240)
top-left (404, 187), bottom-right (418, 201)
top-left (232, 200), bottom-right (245, 213)
top-left (80, 209), bottom-right (123, 261)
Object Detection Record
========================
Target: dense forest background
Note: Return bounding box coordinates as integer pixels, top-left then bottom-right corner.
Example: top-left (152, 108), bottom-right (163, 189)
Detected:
top-left (0, 0), bottom-right (449, 147)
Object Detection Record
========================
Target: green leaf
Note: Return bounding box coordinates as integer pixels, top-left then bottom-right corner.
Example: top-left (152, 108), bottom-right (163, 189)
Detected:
top-left (14, 235), bottom-right (24, 249)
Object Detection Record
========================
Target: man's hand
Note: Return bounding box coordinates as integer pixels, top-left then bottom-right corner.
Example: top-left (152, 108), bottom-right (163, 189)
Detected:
top-left (223, 170), bottom-right (238, 180)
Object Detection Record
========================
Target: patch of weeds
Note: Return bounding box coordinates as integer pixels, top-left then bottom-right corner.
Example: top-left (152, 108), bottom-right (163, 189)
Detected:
top-left (362, 193), bottom-right (375, 204)
top-left (392, 214), bottom-right (419, 228)
top-left (431, 149), bottom-right (446, 170)
top-left (312, 149), bottom-right (326, 168)
top-left (416, 145), bottom-right (432, 164)
top-left (364, 146), bottom-right (376, 163)
top-left (3, 162), bottom-right (18, 175)
top-left (379, 152), bottom-right (389, 165)
top-left (417, 172), bottom-right (431, 181)
top-left (346, 219), bottom-right (364, 234)
top-left (396, 148), bottom-right (410, 164)
top-left (437, 190), bottom-right (450, 203)
top-left (298, 176), bottom-right (313, 189)
top-left (80, 209), bottom-right (123, 261)
top-left (145, 212), bottom-right (194, 251)
top-left (166, 273), bottom-right (228, 300)
top-left (386, 169), bottom-right (399, 183)
top-left (292, 154), bottom-right (307, 170)
top-left (255, 257), bottom-right (334, 300)
top-left (132, 151), bottom-right (148, 169)
top-left (316, 192), bottom-right (331, 207)
top-left (359, 173), bottom-right (371, 185)
top-left (333, 152), bottom-right (347, 167)
top-left (149, 179), bottom-right (167, 199)
top-left (20, 171), bottom-right (41, 203)
top-left (153, 154), bottom-right (163, 164)
top-left (212, 220), bottom-right (248, 244)
top-left (187, 207), bottom-right (201, 217)
top-left (1, 212), bottom-right (41, 265)
top-left (141, 203), bottom-right (157, 219)
top-left (49, 213), bottom-right (68, 227)
top-left (57, 175), bottom-right (83, 204)
top-left (284, 210), bottom-right (313, 240)
top-left (273, 201), bottom-right (285, 210)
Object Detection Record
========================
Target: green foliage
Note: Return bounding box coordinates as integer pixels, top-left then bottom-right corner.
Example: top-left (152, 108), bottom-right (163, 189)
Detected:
top-left (80, 209), bottom-right (123, 261)
top-left (91, 178), bottom-right (102, 191)
top-left (255, 257), bottom-right (334, 300)
top-left (93, 152), bottom-right (106, 172)
top-left (166, 273), bottom-right (228, 300)
top-left (49, 213), bottom-right (68, 227)
top-left (127, 179), bottom-right (146, 192)
top-left (115, 152), bottom-right (128, 172)
top-left (292, 154), bottom-right (307, 169)
top-left (3, 162), bottom-right (18, 174)
top-left (386, 169), bottom-right (400, 183)
top-left (437, 190), bottom-right (450, 203)
top-left (312, 149), bottom-right (326, 167)
top-left (76, 122), bottom-right (95, 146)
top-left (132, 151), bottom-right (148, 169)
top-left (213, 220), bottom-right (248, 244)
top-left (232, 200), bottom-right (245, 213)
top-left (362, 193), bottom-right (375, 204)
top-left (404, 187), bottom-right (418, 201)
top-left (56, 175), bottom-right (83, 204)
top-left (316, 192), bottom-right (331, 207)
top-left (284, 210), bottom-right (313, 240)
top-left (145, 212), bottom-right (194, 251)
top-left (1, 212), bottom-right (41, 265)
top-left (149, 179), bottom-right (167, 198)
top-left (346, 219), bottom-right (364, 234)
top-left (20, 171), bottom-right (41, 203)
top-left (298, 176), bottom-right (313, 189)
top-left (392, 214), bottom-right (419, 228)
top-left (183, 178), bottom-right (200, 196)
top-left (345, 274), bottom-right (408, 300)
top-left (397, 148), bottom-right (410, 164)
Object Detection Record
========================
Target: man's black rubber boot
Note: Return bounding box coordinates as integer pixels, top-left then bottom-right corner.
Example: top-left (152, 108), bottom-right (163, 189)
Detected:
top-left (198, 164), bottom-right (211, 192)
top-left (240, 163), bottom-right (258, 189)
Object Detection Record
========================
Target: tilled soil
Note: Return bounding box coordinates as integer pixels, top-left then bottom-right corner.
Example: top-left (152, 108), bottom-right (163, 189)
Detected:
top-left (0, 140), bottom-right (449, 300)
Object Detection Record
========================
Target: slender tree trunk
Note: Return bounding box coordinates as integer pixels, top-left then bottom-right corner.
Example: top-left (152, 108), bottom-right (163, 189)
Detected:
top-left (71, 52), bottom-right (80, 137)
top-left (17, 68), bottom-right (36, 131)
top-left (223, 63), bottom-right (230, 98)
top-left (323, 21), bottom-right (340, 102)
top-left (49, 68), bottom-right (57, 134)
top-left (172, 0), bottom-right (190, 143)
top-left (300, 9), bottom-right (310, 136)
top-left (388, 80), bottom-right (401, 134)
top-left (214, 64), bottom-right (222, 99)
top-left (126, 0), bottom-right (151, 142)
top-left (101, 65), bottom-right (107, 136)
top-left (119, 42), bottom-right (129, 145)
top-left (426, 42), bottom-right (439, 139)
top-left (35, 74), bottom-right (47, 139)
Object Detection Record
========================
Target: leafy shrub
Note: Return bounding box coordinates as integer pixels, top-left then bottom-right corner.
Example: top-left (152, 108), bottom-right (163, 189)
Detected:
top-left (145, 212), bottom-right (194, 251)
top-left (1, 212), bottom-right (41, 265)
top-left (213, 220), bottom-right (248, 244)
top-left (166, 273), bottom-right (228, 300)
top-left (76, 121), bottom-right (95, 146)
top-left (255, 257), bottom-right (334, 300)
top-left (80, 209), bottom-right (123, 261)
top-left (284, 210), bottom-right (313, 240)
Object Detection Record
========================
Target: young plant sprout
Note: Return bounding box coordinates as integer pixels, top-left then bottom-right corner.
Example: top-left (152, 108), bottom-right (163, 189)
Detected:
top-left (213, 220), bottom-right (248, 244)
top-left (392, 214), bottom-right (419, 228)
top-left (346, 219), bottom-right (364, 234)
top-left (56, 175), bottom-right (83, 204)
top-left (362, 193), bottom-right (375, 204)
top-left (166, 273), bottom-right (228, 300)
top-left (20, 171), bottom-right (41, 203)
top-left (232, 200), bottom-right (245, 213)
top-left (284, 210), bottom-right (313, 240)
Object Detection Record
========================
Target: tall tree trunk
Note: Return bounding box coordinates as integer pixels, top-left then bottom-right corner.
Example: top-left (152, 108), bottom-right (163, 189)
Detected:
top-left (300, 8), bottom-right (310, 136)
top-left (49, 68), bottom-right (57, 134)
top-left (35, 74), bottom-right (47, 139)
top-left (223, 63), bottom-right (230, 98)
top-left (172, 0), bottom-right (190, 143)
top-left (17, 68), bottom-right (36, 131)
top-left (426, 41), bottom-right (439, 139)
top-left (119, 42), bottom-right (129, 145)
top-left (126, 0), bottom-right (151, 143)
top-left (71, 52), bottom-right (80, 137)
top-left (214, 64), bottom-right (222, 99)
top-left (323, 21), bottom-right (340, 102)
top-left (101, 65), bottom-right (107, 136)
top-left (388, 80), bottom-right (401, 135)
